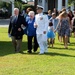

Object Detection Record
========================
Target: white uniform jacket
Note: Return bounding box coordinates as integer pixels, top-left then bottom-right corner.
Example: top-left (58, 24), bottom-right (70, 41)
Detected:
top-left (35, 13), bottom-right (49, 34)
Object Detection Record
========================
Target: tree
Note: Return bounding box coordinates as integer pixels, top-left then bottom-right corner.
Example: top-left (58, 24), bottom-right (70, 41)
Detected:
top-left (68, 0), bottom-right (75, 9)
top-left (14, 0), bottom-right (23, 12)
top-left (68, 0), bottom-right (75, 4)
top-left (14, 0), bottom-right (28, 12)
top-left (0, 2), bottom-right (10, 9)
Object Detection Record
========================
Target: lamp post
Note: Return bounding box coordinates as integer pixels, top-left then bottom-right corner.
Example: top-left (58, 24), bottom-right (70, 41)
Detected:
top-left (11, 0), bottom-right (14, 16)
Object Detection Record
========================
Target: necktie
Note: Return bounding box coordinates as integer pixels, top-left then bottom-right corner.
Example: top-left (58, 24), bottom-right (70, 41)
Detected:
top-left (14, 16), bottom-right (18, 23)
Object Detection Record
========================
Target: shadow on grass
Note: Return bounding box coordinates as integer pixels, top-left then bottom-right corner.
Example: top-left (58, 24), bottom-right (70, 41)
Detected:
top-left (68, 42), bottom-right (75, 46)
top-left (49, 46), bottom-right (75, 50)
top-left (20, 50), bottom-right (75, 57)
top-left (0, 41), bottom-right (28, 56)
top-left (49, 47), bottom-right (66, 50)
top-left (22, 52), bottom-right (75, 57)
top-left (0, 41), bottom-right (75, 58)
top-left (44, 52), bottom-right (75, 57)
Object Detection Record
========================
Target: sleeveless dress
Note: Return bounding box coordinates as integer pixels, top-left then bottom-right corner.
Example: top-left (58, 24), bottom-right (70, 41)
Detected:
top-left (47, 26), bottom-right (55, 38)
top-left (58, 19), bottom-right (70, 37)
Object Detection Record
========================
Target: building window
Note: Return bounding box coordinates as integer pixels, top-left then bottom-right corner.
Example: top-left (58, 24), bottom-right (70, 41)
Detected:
top-left (62, 0), bottom-right (65, 6)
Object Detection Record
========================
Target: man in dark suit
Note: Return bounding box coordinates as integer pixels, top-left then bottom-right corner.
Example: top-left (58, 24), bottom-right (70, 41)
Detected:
top-left (8, 8), bottom-right (27, 53)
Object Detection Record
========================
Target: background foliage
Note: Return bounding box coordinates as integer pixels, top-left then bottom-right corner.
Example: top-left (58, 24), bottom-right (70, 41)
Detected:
top-left (0, 0), bottom-right (35, 17)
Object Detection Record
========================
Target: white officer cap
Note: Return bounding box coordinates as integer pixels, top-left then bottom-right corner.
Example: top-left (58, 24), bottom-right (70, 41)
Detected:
top-left (37, 5), bottom-right (44, 10)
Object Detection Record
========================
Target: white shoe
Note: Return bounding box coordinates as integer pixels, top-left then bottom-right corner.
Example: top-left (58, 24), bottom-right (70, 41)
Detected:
top-left (39, 52), bottom-right (44, 55)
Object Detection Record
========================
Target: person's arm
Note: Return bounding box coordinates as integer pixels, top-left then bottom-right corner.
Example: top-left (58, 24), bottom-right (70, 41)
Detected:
top-left (54, 19), bottom-right (61, 32)
top-left (22, 16), bottom-right (27, 26)
top-left (43, 15), bottom-right (49, 34)
top-left (67, 17), bottom-right (73, 32)
top-left (52, 26), bottom-right (54, 31)
top-left (20, 16), bottom-right (27, 30)
top-left (49, 17), bottom-right (52, 22)
top-left (8, 16), bottom-right (12, 36)
top-left (34, 15), bottom-right (38, 28)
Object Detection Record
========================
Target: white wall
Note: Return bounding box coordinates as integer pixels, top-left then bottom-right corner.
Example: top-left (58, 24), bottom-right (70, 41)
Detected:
top-left (58, 0), bottom-right (62, 11)
top-left (37, 0), bottom-right (74, 12)
top-left (45, 0), bottom-right (48, 12)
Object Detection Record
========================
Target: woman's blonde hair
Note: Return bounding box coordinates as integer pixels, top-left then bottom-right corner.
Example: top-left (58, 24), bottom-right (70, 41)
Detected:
top-left (61, 8), bottom-right (66, 12)
top-left (58, 11), bottom-right (67, 19)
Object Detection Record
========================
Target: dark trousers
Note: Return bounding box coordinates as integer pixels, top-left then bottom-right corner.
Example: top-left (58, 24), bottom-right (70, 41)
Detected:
top-left (27, 36), bottom-right (38, 52)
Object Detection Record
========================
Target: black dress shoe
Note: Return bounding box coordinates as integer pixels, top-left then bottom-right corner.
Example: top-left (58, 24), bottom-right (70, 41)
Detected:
top-left (34, 50), bottom-right (37, 53)
top-left (27, 50), bottom-right (32, 53)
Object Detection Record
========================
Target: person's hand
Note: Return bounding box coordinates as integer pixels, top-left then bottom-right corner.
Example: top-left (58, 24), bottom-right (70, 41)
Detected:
top-left (35, 25), bottom-right (38, 28)
top-left (21, 24), bottom-right (24, 27)
top-left (70, 28), bottom-right (72, 32)
top-left (43, 31), bottom-right (46, 34)
top-left (34, 24), bottom-right (38, 28)
top-left (18, 28), bottom-right (21, 31)
top-left (21, 24), bottom-right (26, 30)
top-left (54, 30), bottom-right (56, 33)
top-left (34, 22), bottom-right (38, 28)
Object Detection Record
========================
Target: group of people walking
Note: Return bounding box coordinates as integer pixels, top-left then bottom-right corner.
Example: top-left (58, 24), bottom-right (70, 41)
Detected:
top-left (8, 5), bottom-right (75, 54)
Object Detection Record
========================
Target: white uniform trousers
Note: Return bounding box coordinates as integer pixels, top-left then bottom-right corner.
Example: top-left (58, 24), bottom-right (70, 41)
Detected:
top-left (37, 34), bottom-right (48, 53)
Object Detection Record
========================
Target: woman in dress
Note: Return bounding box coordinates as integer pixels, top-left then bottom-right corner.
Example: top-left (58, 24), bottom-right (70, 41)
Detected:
top-left (55, 11), bottom-right (70, 49)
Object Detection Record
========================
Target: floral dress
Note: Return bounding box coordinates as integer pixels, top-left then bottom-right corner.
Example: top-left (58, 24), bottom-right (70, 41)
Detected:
top-left (58, 19), bottom-right (70, 37)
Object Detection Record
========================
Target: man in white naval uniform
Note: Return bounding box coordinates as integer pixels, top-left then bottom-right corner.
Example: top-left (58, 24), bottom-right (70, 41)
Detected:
top-left (34, 5), bottom-right (49, 54)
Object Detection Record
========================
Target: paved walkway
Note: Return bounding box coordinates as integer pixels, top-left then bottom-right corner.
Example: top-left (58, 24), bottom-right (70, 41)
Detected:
top-left (0, 19), bottom-right (9, 27)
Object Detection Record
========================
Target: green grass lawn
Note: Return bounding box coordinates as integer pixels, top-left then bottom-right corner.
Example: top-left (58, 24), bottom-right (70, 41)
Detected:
top-left (0, 27), bottom-right (75, 75)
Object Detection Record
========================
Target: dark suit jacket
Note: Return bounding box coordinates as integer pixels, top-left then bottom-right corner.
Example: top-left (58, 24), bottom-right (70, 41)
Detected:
top-left (8, 15), bottom-right (27, 39)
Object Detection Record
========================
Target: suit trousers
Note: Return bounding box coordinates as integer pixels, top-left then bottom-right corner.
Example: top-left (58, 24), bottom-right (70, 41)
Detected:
top-left (37, 34), bottom-right (48, 53)
top-left (11, 36), bottom-right (22, 52)
top-left (27, 36), bottom-right (38, 52)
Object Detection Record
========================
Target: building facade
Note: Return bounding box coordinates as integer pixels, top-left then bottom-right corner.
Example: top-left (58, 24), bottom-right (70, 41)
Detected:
top-left (34, 0), bottom-right (74, 12)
